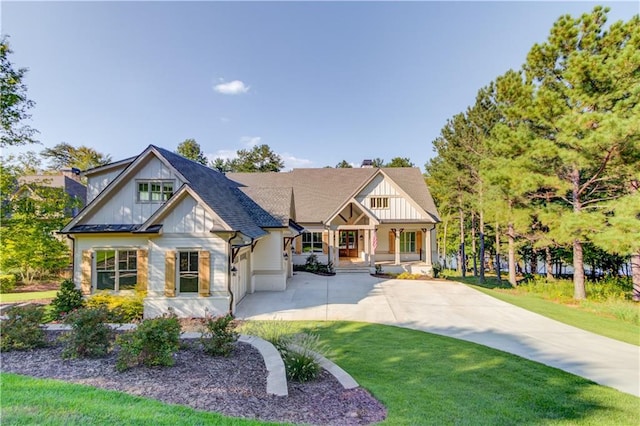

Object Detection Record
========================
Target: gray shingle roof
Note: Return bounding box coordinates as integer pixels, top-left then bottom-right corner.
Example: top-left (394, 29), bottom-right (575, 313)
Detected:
top-left (152, 146), bottom-right (282, 239)
top-left (239, 187), bottom-right (295, 227)
top-left (228, 167), bottom-right (440, 224)
top-left (18, 175), bottom-right (87, 206)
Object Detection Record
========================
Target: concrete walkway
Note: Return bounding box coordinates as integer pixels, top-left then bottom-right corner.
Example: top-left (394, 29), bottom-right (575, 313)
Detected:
top-left (236, 272), bottom-right (640, 397)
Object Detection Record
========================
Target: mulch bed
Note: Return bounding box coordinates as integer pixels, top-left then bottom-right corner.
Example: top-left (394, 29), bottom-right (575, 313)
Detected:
top-left (1, 332), bottom-right (386, 425)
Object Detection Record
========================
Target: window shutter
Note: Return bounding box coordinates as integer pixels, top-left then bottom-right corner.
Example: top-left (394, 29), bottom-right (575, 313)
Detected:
top-left (416, 231), bottom-right (422, 254)
top-left (81, 250), bottom-right (92, 295)
top-left (198, 251), bottom-right (210, 297)
top-left (322, 231), bottom-right (329, 254)
top-left (136, 250), bottom-right (148, 292)
top-left (389, 231), bottom-right (395, 253)
top-left (295, 236), bottom-right (302, 255)
top-left (165, 251), bottom-right (176, 297)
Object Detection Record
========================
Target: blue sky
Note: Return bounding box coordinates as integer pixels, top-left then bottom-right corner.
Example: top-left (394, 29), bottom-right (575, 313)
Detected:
top-left (2, 1), bottom-right (638, 171)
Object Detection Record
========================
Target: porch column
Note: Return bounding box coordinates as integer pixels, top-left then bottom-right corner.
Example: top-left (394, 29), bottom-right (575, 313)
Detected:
top-left (395, 231), bottom-right (401, 265)
top-left (370, 228), bottom-right (377, 267)
top-left (424, 228), bottom-right (432, 266)
top-left (363, 229), bottom-right (369, 263)
top-left (332, 230), bottom-right (339, 265)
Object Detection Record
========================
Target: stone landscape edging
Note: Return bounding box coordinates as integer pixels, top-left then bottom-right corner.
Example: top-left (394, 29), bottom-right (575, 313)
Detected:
top-left (41, 324), bottom-right (359, 397)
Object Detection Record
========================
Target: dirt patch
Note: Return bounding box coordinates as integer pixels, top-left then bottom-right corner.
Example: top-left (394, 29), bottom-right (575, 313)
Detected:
top-left (1, 333), bottom-right (386, 425)
top-left (10, 281), bottom-right (60, 293)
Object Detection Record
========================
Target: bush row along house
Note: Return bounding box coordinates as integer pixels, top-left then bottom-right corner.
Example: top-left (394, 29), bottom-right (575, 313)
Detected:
top-left (61, 145), bottom-right (440, 317)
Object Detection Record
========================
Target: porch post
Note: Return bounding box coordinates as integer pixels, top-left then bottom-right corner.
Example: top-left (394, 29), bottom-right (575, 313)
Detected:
top-left (424, 227), bottom-right (432, 266)
top-left (333, 230), bottom-right (340, 266)
top-left (395, 230), bottom-right (401, 265)
top-left (363, 229), bottom-right (369, 263)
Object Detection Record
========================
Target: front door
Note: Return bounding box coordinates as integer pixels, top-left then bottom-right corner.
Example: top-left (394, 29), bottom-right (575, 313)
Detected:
top-left (339, 230), bottom-right (358, 258)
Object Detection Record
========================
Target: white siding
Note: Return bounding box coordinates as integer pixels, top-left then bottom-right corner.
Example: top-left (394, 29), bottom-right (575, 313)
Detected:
top-left (85, 157), bottom-right (185, 224)
top-left (252, 232), bottom-right (283, 271)
top-left (86, 167), bottom-right (127, 203)
top-left (162, 196), bottom-right (214, 234)
top-left (148, 235), bottom-right (227, 296)
top-left (356, 174), bottom-right (426, 221)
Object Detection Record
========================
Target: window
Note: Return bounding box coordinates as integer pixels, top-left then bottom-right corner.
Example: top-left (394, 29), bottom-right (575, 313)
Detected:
top-left (400, 232), bottom-right (416, 253)
top-left (138, 180), bottom-right (174, 203)
top-left (96, 250), bottom-right (137, 291)
top-left (370, 197), bottom-right (389, 209)
top-left (302, 232), bottom-right (323, 253)
top-left (179, 251), bottom-right (199, 293)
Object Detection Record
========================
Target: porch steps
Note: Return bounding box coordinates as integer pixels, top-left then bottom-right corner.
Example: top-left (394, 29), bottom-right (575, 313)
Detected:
top-left (335, 266), bottom-right (372, 274)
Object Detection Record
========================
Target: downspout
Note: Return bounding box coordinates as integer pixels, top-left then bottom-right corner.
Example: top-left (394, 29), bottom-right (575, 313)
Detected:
top-left (66, 234), bottom-right (76, 285)
top-left (227, 231), bottom-right (238, 314)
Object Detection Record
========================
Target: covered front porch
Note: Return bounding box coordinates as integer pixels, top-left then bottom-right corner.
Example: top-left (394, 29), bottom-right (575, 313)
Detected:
top-left (334, 258), bottom-right (434, 275)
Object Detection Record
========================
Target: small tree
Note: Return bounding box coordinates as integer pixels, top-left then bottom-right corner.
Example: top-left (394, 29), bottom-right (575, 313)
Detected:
top-left (335, 160), bottom-right (352, 168)
top-left (50, 279), bottom-right (85, 319)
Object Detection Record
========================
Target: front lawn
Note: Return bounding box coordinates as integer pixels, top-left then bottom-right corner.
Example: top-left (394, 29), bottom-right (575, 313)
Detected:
top-left (0, 290), bottom-right (58, 303)
top-left (3, 321), bottom-right (638, 425)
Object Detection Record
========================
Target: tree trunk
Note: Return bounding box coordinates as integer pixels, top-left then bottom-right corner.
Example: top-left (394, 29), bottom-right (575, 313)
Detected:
top-left (459, 207), bottom-right (466, 277)
top-left (545, 247), bottom-right (554, 281)
top-left (530, 250), bottom-right (537, 277)
top-left (495, 223), bottom-right (502, 283)
top-left (631, 251), bottom-right (640, 302)
top-left (572, 167), bottom-right (586, 300)
top-left (508, 222), bottom-right (517, 287)
top-left (442, 218), bottom-right (448, 270)
top-left (471, 212), bottom-right (477, 277)
top-left (479, 210), bottom-right (485, 283)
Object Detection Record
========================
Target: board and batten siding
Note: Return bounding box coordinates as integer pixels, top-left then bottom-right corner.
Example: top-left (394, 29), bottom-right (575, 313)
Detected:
top-left (161, 196), bottom-right (215, 234)
top-left (86, 166), bottom-right (128, 203)
top-left (147, 236), bottom-right (227, 297)
top-left (84, 157), bottom-right (185, 225)
top-left (355, 174), bottom-right (426, 221)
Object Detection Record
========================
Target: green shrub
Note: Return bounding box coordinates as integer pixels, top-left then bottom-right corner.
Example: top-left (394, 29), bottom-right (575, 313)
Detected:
top-left (200, 314), bottom-right (239, 357)
top-left (86, 292), bottom-right (144, 323)
top-left (432, 261), bottom-right (442, 278)
top-left (116, 313), bottom-right (181, 371)
top-left (0, 274), bottom-right (16, 293)
top-left (61, 306), bottom-right (114, 359)
top-left (281, 333), bottom-right (329, 383)
top-left (50, 279), bottom-right (84, 320)
top-left (0, 305), bottom-right (46, 351)
top-left (397, 272), bottom-right (421, 280)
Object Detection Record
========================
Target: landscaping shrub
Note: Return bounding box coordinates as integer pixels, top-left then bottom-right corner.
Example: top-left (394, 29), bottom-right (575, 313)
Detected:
top-left (116, 313), bottom-right (181, 371)
top-left (86, 292), bottom-right (144, 323)
top-left (0, 305), bottom-right (46, 351)
top-left (50, 279), bottom-right (84, 320)
top-left (431, 261), bottom-right (442, 278)
top-left (281, 333), bottom-right (329, 383)
top-left (200, 314), bottom-right (239, 357)
top-left (61, 306), bottom-right (114, 359)
top-left (293, 255), bottom-right (334, 275)
top-left (397, 272), bottom-right (421, 280)
top-left (0, 274), bottom-right (16, 293)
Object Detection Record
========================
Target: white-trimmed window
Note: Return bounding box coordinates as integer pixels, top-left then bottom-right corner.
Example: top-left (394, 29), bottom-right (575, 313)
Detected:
top-left (400, 232), bottom-right (416, 253)
top-left (179, 251), bottom-right (199, 293)
top-left (370, 197), bottom-right (389, 209)
top-left (302, 232), bottom-right (323, 253)
top-left (138, 180), bottom-right (174, 203)
top-left (96, 250), bottom-right (137, 291)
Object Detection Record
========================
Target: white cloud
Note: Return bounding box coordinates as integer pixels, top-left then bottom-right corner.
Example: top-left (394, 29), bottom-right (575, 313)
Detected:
top-left (205, 149), bottom-right (237, 163)
top-left (281, 153), bottom-right (313, 170)
top-left (240, 136), bottom-right (261, 147)
top-left (213, 80), bottom-right (250, 95)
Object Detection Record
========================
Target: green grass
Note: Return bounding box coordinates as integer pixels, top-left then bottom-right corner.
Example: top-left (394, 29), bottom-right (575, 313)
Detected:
top-left (0, 290), bottom-right (57, 303)
top-left (0, 373), bottom-right (281, 426)
top-left (4, 321), bottom-right (638, 425)
top-left (450, 275), bottom-right (640, 346)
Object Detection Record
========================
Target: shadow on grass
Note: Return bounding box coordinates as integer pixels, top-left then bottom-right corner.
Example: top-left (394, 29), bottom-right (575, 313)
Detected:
top-left (299, 321), bottom-right (639, 425)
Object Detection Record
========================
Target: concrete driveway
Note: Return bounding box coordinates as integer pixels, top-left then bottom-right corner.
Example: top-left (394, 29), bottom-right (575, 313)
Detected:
top-left (236, 272), bottom-right (640, 397)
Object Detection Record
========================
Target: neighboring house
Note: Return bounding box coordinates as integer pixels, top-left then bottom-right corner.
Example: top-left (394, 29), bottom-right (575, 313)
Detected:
top-left (17, 169), bottom-right (87, 217)
top-left (61, 145), bottom-right (440, 318)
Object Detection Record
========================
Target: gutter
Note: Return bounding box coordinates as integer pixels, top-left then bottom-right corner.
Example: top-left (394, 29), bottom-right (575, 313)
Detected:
top-left (226, 231), bottom-right (239, 314)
